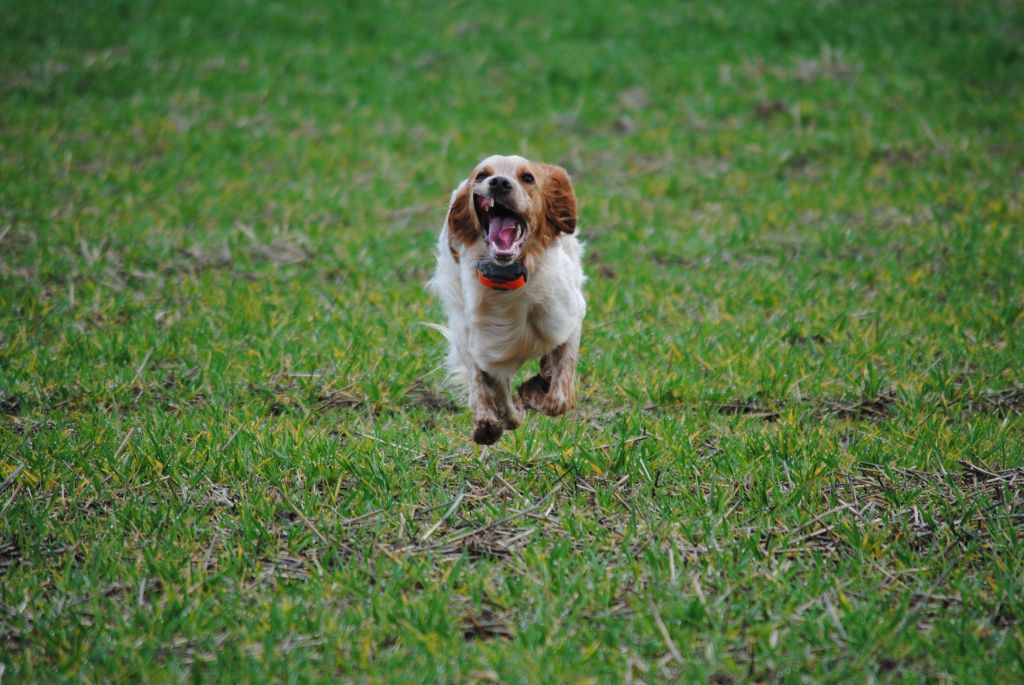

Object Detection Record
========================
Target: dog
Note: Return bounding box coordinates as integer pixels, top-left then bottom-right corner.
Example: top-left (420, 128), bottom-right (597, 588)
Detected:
top-left (428, 155), bottom-right (586, 445)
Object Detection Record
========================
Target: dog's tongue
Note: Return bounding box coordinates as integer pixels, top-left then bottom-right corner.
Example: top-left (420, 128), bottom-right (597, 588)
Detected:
top-left (488, 216), bottom-right (518, 252)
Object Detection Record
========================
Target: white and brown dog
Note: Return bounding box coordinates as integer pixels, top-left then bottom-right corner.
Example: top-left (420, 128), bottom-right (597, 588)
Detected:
top-left (429, 155), bottom-right (586, 444)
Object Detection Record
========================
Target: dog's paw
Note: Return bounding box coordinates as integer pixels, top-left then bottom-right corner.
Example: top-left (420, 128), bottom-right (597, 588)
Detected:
top-left (517, 374), bottom-right (551, 411)
top-left (472, 418), bottom-right (503, 445)
top-left (539, 392), bottom-right (572, 416)
top-left (518, 375), bottom-right (573, 416)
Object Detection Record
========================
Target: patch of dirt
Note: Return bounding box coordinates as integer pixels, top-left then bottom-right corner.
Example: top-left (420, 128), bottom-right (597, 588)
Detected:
top-left (3, 417), bottom-right (58, 436)
top-left (755, 100), bottom-right (787, 119)
top-left (257, 551), bottom-right (313, 582)
top-left (0, 391), bottom-right (21, 415)
top-left (390, 264), bottom-right (431, 284)
top-left (781, 152), bottom-right (822, 179)
top-left (962, 387), bottom-right (1024, 417)
top-left (173, 244), bottom-right (234, 273)
top-left (782, 332), bottom-right (829, 346)
top-left (316, 388), bottom-right (363, 411)
top-left (848, 460), bottom-right (1024, 555)
top-left (244, 373), bottom-right (368, 417)
top-left (818, 393), bottom-right (897, 421)
top-left (457, 596), bottom-right (515, 641)
top-left (716, 399), bottom-right (781, 422)
top-left (405, 383), bottom-right (459, 413)
top-left (251, 238), bottom-right (313, 267)
top-left (0, 539), bottom-right (76, 570)
top-left (647, 250), bottom-right (700, 269)
top-left (688, 388), bottom-right (1012, 424)
top-left (869, 145), bottom-right (929, 166)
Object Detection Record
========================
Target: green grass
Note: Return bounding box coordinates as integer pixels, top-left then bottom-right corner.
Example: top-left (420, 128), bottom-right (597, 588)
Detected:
top-left (2, 0), bottom-right (1023, 681)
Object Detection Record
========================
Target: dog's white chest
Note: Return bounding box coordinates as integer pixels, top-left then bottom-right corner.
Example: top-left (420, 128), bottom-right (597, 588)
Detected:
top-left (467, 246), bottom-right (585, 373)
top-left (468, 303), bottom-right (554, 369)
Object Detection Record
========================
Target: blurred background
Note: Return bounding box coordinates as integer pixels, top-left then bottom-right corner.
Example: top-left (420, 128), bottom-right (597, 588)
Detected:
top-left (3, 0), bottom-right (1021, 406)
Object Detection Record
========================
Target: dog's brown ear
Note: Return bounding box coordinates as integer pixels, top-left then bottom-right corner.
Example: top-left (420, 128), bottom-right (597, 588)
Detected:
top-left (447, 181), bottom-right (478, 246)
top-left (543, 165), bottom-right (577, 234)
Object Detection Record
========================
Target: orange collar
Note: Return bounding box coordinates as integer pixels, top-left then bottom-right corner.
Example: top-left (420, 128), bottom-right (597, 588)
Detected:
top-left (478, 272), bottom-right (527, 290)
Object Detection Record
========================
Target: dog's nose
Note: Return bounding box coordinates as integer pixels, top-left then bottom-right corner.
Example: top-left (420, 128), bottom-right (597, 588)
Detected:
top-left (489, 176), bottom-right (513, 193)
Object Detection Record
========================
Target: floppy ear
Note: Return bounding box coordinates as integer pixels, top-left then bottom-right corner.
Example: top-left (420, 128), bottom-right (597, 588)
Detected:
top-left (446, 180), bottom-right (479, 246)
top-left (543, 165), bottom-right (577, 234)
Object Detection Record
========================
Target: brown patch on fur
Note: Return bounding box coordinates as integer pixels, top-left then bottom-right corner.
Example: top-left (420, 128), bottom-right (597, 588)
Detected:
top-left (543, 341), bottom-right (577, 415)
top-left (546, 367), bottom-right (576, 415)
top-left (519, 350), bottom-right (553, 408)
top-left (518, 341), bottom-right (577, 416)
top-left (476, 370), bottom-right (501, 400)
top-left (472, 370), bottom-right (504, 445)
top-left (447, 182), bottom-right (479, 248)
top-left (524, 165), bottom-right (577, 263)
top-left (542, 164), bottom-right (577, 234)
top-left (518, 373), bottom-right (550, 410)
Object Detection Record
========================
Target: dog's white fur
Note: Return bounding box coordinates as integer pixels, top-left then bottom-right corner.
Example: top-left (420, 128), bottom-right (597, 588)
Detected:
top-left (428, 155), bottom-right (586, 444)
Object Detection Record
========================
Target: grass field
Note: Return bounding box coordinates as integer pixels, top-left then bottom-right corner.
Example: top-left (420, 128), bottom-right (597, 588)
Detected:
top-left (2, 0), bottom-right (1023, 682)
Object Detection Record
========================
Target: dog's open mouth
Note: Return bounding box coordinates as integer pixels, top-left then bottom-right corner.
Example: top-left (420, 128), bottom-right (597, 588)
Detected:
top-left (475, 194), bottom-right (525, 265)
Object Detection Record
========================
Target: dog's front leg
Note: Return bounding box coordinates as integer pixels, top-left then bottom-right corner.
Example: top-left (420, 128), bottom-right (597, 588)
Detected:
top-left (495, 376), bottom-right (524, 431)
top-left (470, 369), bottom-right (506, 445)
top-left (518, 329), bottom-right (580, 416)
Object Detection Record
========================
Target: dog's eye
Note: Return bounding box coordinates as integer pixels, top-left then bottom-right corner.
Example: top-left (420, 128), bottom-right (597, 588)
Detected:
top-left (475, 172), bottom-right (489, 183)
top-left (521, 172), bottom-right (535, 184)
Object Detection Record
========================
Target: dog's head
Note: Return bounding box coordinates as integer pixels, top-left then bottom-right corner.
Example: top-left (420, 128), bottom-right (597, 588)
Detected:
top-left (447, 155), bottom-right (577, 266)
